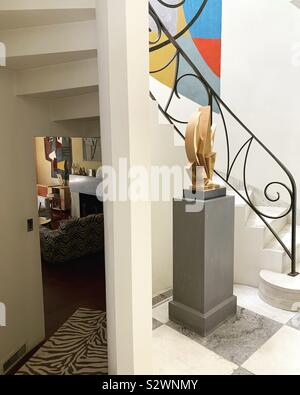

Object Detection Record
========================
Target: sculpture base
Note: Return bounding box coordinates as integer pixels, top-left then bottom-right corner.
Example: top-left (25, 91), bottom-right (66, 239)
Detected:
top-left (169, 296), bottom-right (237, 337)
top-left (171, 196), bottom-right (236, 337)
top-left (183, 187), bottom-right (226, 201)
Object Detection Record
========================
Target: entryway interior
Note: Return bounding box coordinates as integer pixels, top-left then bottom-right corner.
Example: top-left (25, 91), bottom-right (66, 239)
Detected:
top-left (2, 0), bottom-right (300, 376)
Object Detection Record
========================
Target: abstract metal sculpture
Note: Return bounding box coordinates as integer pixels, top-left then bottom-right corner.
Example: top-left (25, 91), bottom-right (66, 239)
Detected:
top-left (185, 106), bottom-right (219, 191)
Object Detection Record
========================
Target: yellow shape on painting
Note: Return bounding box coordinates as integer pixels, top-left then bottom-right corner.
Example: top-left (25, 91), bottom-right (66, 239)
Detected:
top-left (149, 5), bottom-right (189, 89)
top-left (57, 161), bottom-right (65, 171)
top-left (149, 32), bottom-right (176, 88)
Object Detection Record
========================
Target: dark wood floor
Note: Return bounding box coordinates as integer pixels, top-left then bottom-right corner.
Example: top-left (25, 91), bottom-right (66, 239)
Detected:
top-left (43, 252), bottom-right (106, 339)
top-left (9, 252), bottom-right (106, 374)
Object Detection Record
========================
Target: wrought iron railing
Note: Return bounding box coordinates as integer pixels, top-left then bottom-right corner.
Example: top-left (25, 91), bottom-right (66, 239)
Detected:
top-left (149, 0), bottom-right (298, 276)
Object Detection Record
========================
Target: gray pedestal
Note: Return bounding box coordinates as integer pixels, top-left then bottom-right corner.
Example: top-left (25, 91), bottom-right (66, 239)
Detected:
top-left (183, 187), bottom-right (226, 201)
top-left (169, 196), bottom-right (237, 337)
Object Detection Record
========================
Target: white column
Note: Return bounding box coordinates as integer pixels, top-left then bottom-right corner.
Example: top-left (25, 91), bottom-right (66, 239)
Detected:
top-left (95, 0), bottom-right (152, 374)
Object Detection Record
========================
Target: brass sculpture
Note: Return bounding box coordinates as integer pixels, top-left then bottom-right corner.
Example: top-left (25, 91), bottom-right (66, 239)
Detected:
top-left (185, 106), bottom-right (220, 191)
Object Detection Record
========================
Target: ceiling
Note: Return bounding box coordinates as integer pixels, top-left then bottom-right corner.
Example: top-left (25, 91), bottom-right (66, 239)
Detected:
top-left (19, 85), bottom-right (99, 100)
top-left (6, 49), bottom-right (97, 70)
top-left (0, 9), bottom-right (96, 31)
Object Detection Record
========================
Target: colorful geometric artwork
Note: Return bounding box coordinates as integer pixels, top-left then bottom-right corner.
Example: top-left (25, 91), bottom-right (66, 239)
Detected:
top-left (184, 0), bottom-right (222, 76)
top-left (150, 0), bottom-right (222, 108)
top-left (44, 137), bottom-right (72, 180)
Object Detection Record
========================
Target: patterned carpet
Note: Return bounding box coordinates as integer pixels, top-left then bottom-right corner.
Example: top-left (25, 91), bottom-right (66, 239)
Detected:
top-left (17, 308), bottom-right (108, 375)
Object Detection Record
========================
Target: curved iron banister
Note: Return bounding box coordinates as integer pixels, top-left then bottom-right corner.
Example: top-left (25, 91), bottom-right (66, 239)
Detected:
top-left (149, 1), bottom-right (298, 276)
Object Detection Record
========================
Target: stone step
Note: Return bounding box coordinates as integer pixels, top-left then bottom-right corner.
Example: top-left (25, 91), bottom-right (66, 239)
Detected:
top-left (266, 224), bottom-right (300, 252)
top-left (264, 224), bottom-right (300, 274)
top-left (227, 189), bottom-right (254, 222)
top-left (247, 206), bottom-right (288, 245)
top-left (259, 270), bottom-right (300, 312)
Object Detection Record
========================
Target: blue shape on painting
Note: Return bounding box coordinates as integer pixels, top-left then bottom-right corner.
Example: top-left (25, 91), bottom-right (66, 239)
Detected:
top-left (183, 0), bottom-right (222, 39)
top-left (177, 36), bottom-right (220, 112)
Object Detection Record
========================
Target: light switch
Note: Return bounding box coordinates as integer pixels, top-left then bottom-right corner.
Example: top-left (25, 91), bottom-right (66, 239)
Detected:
top-left (27, 219), bottom-right (34, 232)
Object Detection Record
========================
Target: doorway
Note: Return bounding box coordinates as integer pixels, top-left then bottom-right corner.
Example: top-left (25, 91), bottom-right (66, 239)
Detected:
top-left (12, 136), bottom-right (107, 375)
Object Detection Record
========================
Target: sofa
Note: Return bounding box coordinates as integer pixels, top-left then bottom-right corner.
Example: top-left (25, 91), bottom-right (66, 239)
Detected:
top-left (40, 214), bottom-right (104, 264)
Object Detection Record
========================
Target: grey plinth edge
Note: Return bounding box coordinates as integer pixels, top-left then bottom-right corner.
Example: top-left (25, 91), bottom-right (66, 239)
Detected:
top-left (169, 195), bottom-right (237, 337)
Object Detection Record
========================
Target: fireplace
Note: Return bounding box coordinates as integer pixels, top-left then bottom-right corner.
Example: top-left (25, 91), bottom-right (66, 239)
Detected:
top-left (80, 193), bottom-right (103, 217)
top-left (69, 175), bottom-right (103, 218)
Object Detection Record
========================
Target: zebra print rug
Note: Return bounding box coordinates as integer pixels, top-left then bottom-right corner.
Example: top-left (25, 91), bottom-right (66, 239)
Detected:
top-left (17, 308), bottom-right (108, 375)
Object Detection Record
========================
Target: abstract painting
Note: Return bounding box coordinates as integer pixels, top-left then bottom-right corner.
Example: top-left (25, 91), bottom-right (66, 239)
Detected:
top-left (44, 137), bottom-right (72, 180)
top-left (150, 0), bottom-right (222, 108)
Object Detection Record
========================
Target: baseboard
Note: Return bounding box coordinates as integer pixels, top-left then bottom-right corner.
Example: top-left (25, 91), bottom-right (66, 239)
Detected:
top-left (169, 295), bottom-right (237, 337)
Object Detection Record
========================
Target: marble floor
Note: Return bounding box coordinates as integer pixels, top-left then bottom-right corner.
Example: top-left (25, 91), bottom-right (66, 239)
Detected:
top-left (152, 285), bottom-right (300, 375)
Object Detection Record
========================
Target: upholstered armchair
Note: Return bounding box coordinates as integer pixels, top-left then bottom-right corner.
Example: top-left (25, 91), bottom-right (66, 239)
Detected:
top-left (40, 214), bottom-right (104, 264)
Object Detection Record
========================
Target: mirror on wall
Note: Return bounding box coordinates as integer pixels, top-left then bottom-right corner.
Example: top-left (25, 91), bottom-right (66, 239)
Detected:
top-left (82, 138), bottom-right (101, 162)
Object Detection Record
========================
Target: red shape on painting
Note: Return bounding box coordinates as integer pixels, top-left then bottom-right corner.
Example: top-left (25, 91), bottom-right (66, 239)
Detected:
top-left (193, 38), bottom-right (221, 77)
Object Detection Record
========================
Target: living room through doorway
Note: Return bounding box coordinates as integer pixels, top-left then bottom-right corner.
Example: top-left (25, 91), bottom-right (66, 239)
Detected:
top-left (35, 135), bottom-right (106, 336)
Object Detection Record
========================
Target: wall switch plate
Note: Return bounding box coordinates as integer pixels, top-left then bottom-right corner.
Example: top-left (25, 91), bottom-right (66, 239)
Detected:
top-left (27, 219), bottom-right (34, 232)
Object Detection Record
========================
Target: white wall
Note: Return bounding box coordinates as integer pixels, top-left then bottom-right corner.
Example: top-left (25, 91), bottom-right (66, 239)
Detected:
top-left (220, 0), bottom-right (300, 208)
top-left (0, 68), bottom-right (49, 369)
top-left (50, 91), bottom-right (99, 121)
top-left (149, 78), bottom-right (190, 295)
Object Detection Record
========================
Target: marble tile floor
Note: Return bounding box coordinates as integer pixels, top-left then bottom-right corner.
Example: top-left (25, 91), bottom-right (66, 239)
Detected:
top-left (152, 285), bottom-right (300, 375)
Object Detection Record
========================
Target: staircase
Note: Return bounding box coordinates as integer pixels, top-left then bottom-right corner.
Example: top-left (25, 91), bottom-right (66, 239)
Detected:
top-left (229, 190), bottom-right (300, 285)
top-left (149, 2), bottom-right (300, 311)
top-left (151, 89), bottom-right (300, 310)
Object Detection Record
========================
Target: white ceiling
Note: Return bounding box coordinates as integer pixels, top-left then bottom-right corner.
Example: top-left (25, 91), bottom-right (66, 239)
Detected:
top-left (18, 85), bottom-right (99, 99)
top-left (0, 9), bottom-right (95, 30)
top-left (6, 49), bottom-right (97, 70)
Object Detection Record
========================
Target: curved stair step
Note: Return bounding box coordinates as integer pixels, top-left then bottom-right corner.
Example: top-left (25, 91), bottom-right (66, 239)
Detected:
top-left (247, 206), bottom-right (288, 227)
top-left (264, 225), bottom-right (300, 274)
top-left (266, 224), bottom-right (300, 252)
top-left (247, 206), bottom-right (288, 245)
top-left (227, 189), bottom-right (254, 222)
top-left (259, 270), bottom-right (300, 312)
top-left (227, 189), bottom-right (253, 207)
